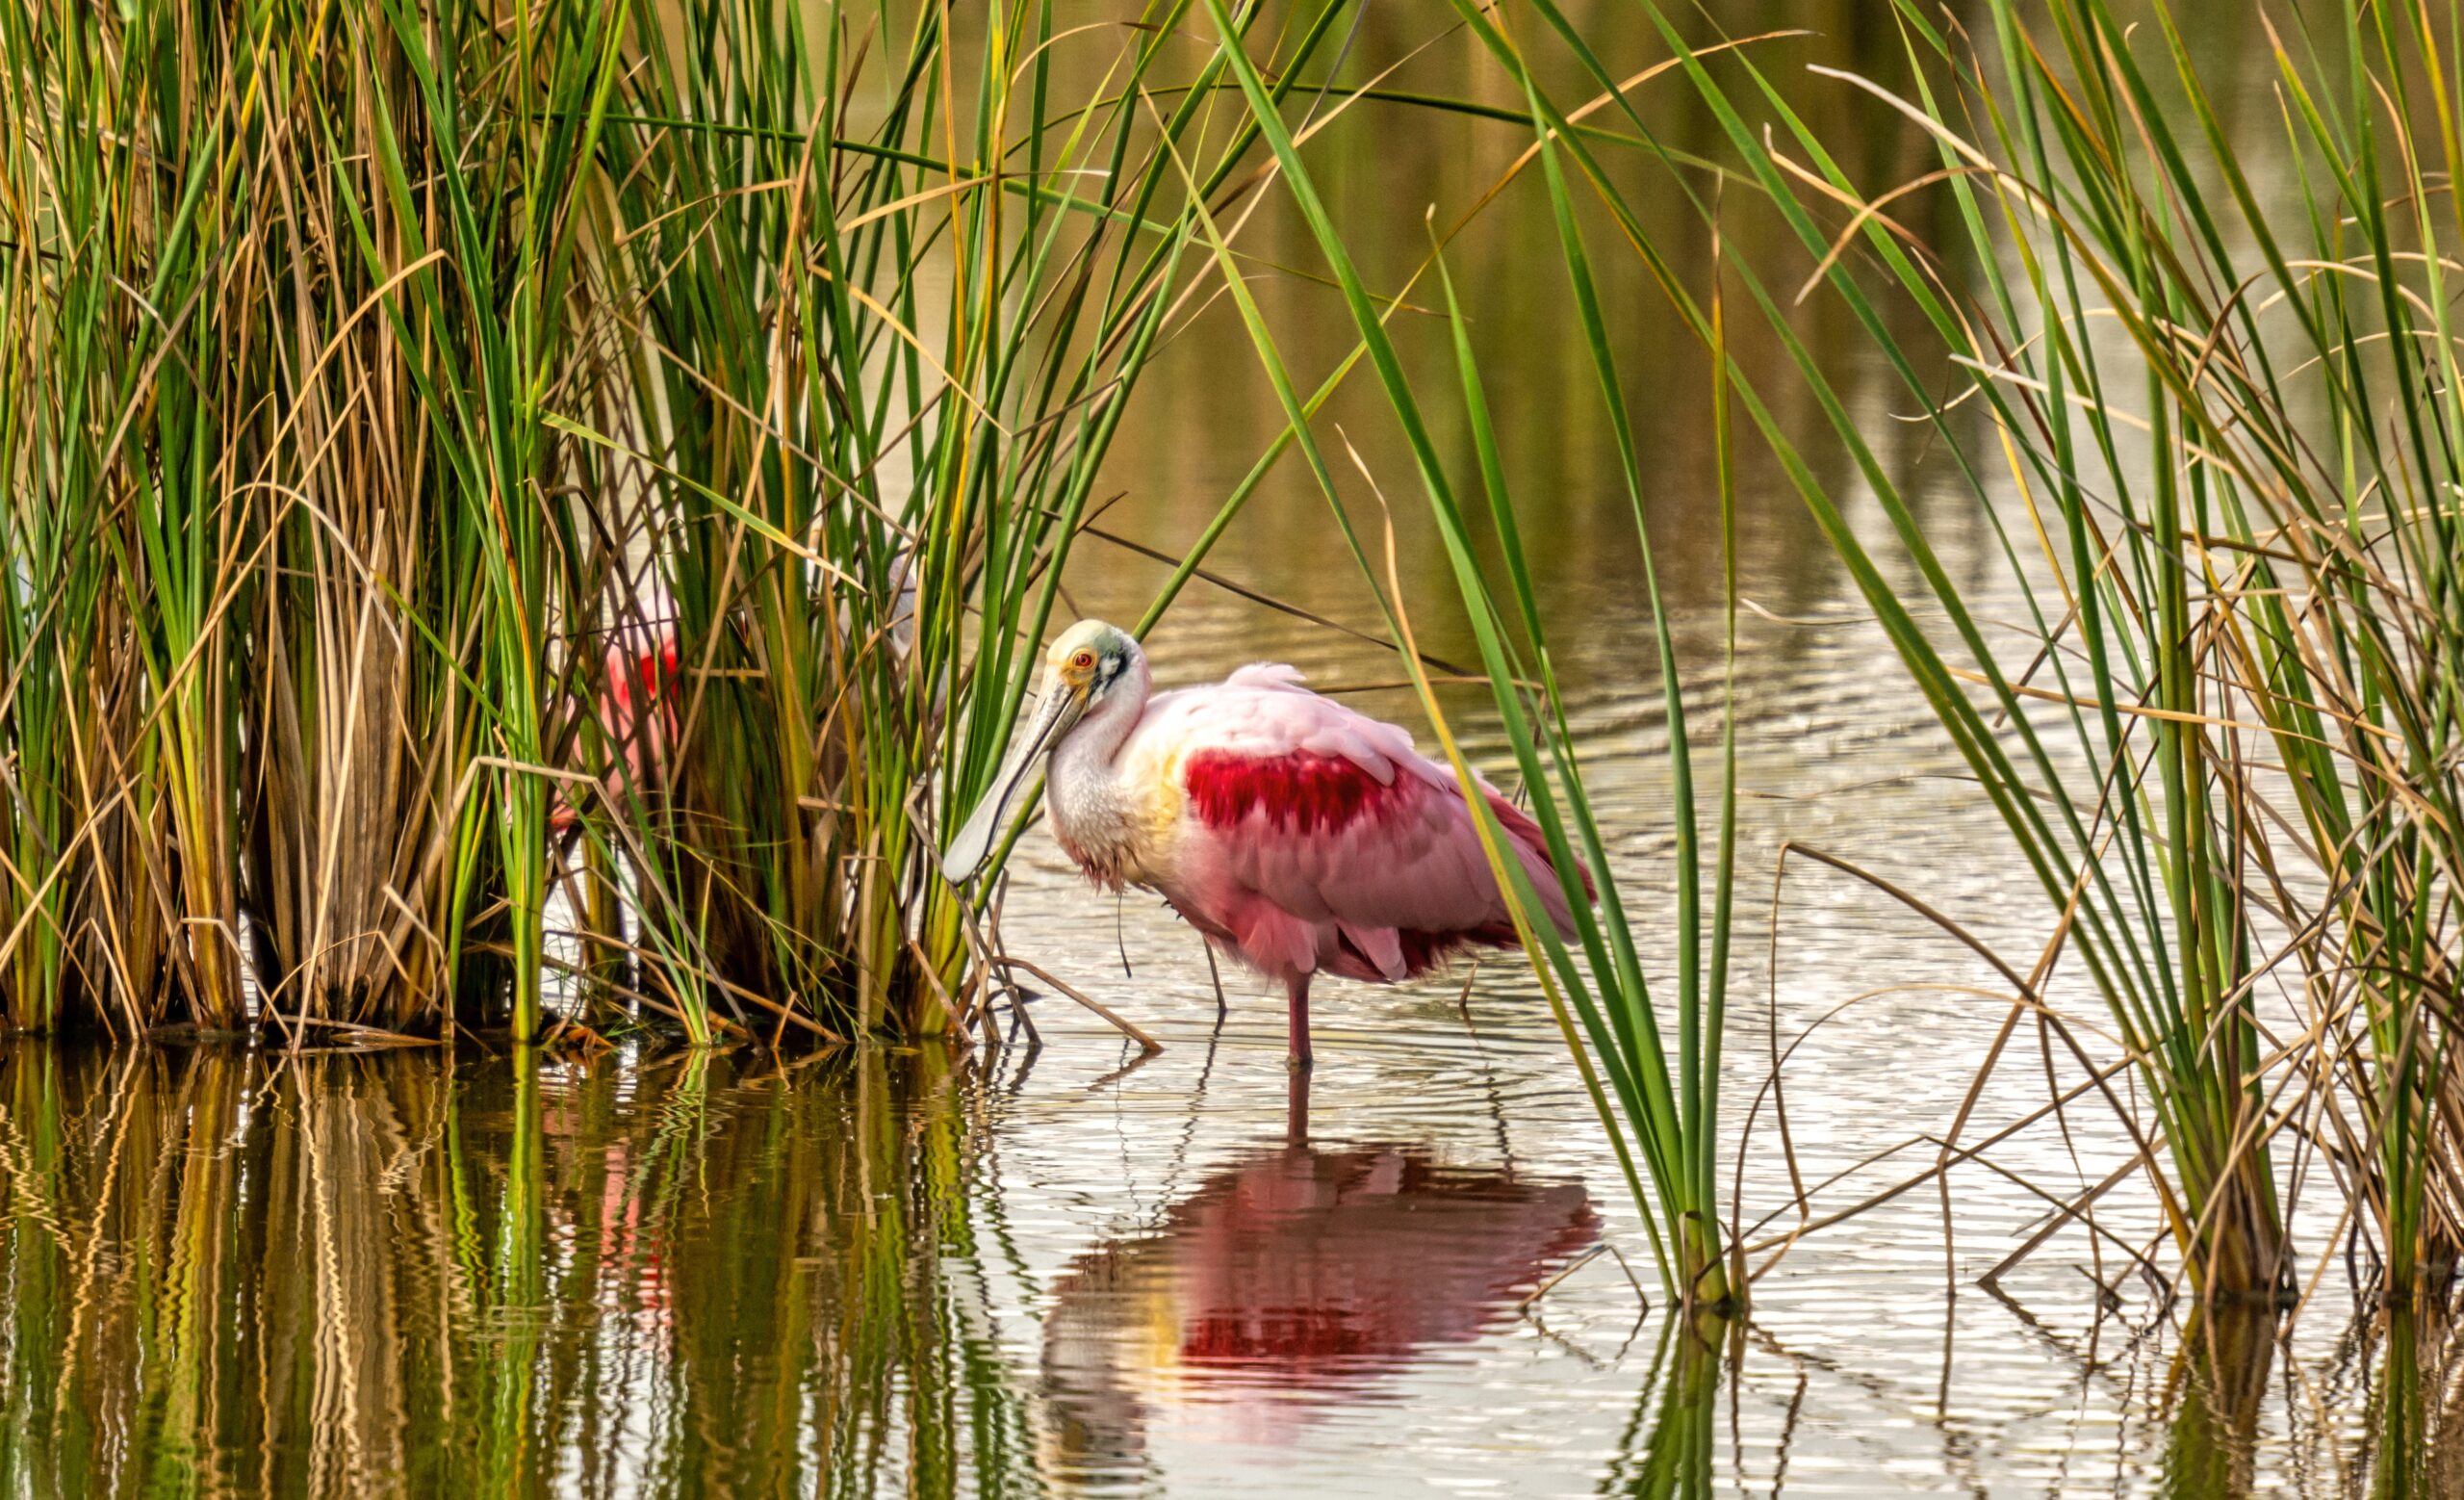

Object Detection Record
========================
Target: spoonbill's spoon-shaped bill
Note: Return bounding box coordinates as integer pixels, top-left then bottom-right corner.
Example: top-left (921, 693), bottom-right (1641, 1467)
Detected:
top-left (940, 683), bottom-right (1083, 885)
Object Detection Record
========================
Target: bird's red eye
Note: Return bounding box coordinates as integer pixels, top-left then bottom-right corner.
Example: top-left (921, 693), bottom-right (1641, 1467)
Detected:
top-left (1070, 650), bottom-right (1096, 671)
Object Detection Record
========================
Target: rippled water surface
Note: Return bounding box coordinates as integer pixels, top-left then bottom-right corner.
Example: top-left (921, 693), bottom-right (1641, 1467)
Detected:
top-left (3, 3), bottom-right (2453, 1495)
top-left (0, 1006), bottom-right (2452, 1497)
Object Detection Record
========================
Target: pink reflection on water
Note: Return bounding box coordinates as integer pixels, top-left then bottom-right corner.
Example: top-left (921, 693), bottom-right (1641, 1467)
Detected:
top-left (1040, 1094), bottom-right (1596, 1478)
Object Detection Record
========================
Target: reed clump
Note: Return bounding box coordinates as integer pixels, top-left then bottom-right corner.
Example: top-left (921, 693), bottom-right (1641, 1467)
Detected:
top-left (0, 0), bottom-right (1323, 1044)
top-left (1758, 0), bottom-right (2464, 1311)
top-left (1439, 0), bottom-right (2464, 1309)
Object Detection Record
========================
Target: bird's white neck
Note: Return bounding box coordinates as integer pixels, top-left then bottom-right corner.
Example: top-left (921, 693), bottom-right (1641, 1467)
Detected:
top-left (1046, 654), bottom-right (1151, 881)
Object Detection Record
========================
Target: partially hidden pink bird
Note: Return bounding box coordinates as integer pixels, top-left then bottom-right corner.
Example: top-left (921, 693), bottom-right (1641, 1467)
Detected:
top-left (551, 633), bottom-right (681, 832)
top-left (941, 620), bottom-right (1591, 1067)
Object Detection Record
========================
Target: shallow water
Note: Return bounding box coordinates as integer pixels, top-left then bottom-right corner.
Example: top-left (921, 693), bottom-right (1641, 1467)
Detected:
top-left (0, 1019), bottom-right (2455, 1497)
top-left (1, 5), bottom-right (2445, 1495)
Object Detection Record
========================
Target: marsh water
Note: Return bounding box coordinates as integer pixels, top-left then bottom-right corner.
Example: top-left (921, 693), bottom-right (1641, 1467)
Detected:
top-left (2, 1006), bottom-right (2447, 1496)
top-left (3, 5), bottom-right (2453, 1495)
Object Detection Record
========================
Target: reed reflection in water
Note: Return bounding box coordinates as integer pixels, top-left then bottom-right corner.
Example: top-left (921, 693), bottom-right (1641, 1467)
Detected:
top-left (0, 1043), bottom-right (1034, 1495)
top-left (13, 1036), bottom-right (2464, 1496)
top-left (0, 1045), bottom-right (1617, 1496)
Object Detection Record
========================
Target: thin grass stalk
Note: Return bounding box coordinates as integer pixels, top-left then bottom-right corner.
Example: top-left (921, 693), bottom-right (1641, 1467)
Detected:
top-left (1189, 0), bottom-right (1739, 1311)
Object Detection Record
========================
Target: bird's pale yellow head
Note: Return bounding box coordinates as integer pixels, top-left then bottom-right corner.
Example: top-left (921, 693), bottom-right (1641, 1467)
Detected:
top-left (1043, 620), bottom-right (1138, 704)
top-left (941, 620), bottom-right (1142, 884)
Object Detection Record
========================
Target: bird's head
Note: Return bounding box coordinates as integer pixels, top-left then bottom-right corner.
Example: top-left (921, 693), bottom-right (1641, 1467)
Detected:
top-left (940, 620), bottom-right (1143, 885)
top-left (1040, 619), bottom-right (1142, 708)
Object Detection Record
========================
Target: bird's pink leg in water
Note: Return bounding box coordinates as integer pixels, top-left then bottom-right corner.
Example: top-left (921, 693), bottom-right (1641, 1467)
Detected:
top-left (1286, 975), bottom-right (1312, 1071)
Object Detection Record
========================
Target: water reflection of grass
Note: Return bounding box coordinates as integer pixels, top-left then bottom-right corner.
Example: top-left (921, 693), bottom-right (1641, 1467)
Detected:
top-left (1604, 1326), bottom-right (1722, 1500)
top-left (2160, 1310), bottom-right (2275, 1497)
top-left (0, 1043), bottom-right (1040, 1495)
top-left (18, 1040), bottom-right (2464, 1491)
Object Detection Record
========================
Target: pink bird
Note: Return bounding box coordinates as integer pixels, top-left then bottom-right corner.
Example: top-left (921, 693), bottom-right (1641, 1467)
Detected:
top-left (941, 620), bottom-right (1590, 1067)
top-left (552, 632), bottom-right (680, 832)
top-left (554, 559), bottom-right (915, 832)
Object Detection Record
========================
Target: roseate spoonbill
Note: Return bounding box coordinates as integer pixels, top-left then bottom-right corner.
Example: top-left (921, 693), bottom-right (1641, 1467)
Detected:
top-left (554, 556), bottom-right (920, 831)
top-left (940, 620), bottom-right (1590, 1067)
top-left (551, 631), bottom-right (680, 832)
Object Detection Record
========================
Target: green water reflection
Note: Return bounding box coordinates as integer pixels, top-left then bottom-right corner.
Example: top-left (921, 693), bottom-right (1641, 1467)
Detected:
top-left (6, 1043), bottom-right (2461, 1496)
top-left (0, 1044), bottom-right (1034, 1495)
top-left (0, 1045), bottom-right (1616, 1497)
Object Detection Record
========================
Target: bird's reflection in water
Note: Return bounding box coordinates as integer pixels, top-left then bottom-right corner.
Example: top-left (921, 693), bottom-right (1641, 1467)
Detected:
top-left (1040, 1072), bottom-right (1597, 1481)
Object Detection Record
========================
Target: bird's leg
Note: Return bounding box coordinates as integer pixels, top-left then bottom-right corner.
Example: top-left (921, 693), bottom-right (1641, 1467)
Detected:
top-left (1285, 973), bottom-right (1313, 1071)
top-left (1204, 944), bottom-right (1228, 1024)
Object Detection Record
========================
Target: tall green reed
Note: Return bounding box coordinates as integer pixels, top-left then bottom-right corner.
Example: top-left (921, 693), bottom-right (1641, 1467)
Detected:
top-left (572, 0), bottom-right (1374, 1041)
top-left (0, 0), bottom-right (615, 1038)
top-left (2, 0), bottom-right (1363, 1044)
top-left (1191, 0), bottom-right (1743, 1312)
top-left (1421, 0), bottom-right (2464, 1305)
top-left (1732, 0), bottom-right (2464, 1305)
top-left (0, 3), bottom-right (206, 1034)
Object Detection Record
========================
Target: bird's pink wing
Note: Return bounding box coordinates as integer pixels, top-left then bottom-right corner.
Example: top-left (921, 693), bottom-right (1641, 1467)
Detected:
top-left (1137, 680), bottom-right (1580, 981)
